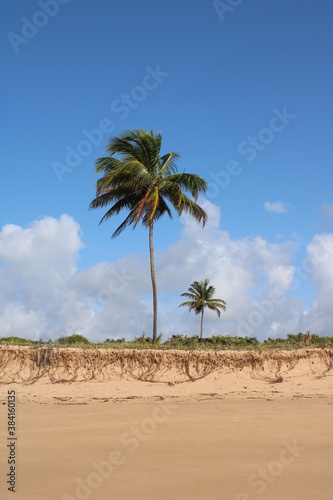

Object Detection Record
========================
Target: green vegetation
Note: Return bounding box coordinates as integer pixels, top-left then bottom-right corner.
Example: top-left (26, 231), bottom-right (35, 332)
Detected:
top-left (57, 334), bottom-right (90, 346)
top-left (89, 128), bottom-right (207, 347)
top-left (179, 279), bottom-right (226, 339)
top-left (0, 336), bottom-right (42, 346)
top-left (1, 332), bottom-right (332, 351)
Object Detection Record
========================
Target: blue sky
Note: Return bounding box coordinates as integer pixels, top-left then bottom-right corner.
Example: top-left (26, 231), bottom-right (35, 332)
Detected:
top-left (1, 0), bottom-right (333, 341)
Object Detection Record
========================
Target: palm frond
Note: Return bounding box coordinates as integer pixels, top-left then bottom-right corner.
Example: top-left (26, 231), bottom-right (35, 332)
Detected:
top-left (159, 152), bottom-right (180, 177)
top-left (95, 156), bottom-right (124, 175)
top-left (178, 300), bottom-right (203, 314)
top-left (179, 196), bottom-right (207, 226)
top-left (207, 305), bottom-right (221, 317)
top-left (111, 209), bottom-right (137, 239)
top-left (98, 196), bottom-right (140, 224)
top-left (208, 299), bottom-right (226, 308)
top-left (180, 292), bottom-right (197, 300)
top-left (149, 187), bottom-right (159, 222)
top-left (133, 190), bottom-right (150, 228)
top-left (165, 173), bottom-right (208, 200)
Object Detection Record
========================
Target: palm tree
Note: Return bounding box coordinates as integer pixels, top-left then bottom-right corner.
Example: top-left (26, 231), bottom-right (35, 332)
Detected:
top-left (179, 279), bottom-right (226, 340)
top-left (89, 129), bottom-right (208, 347)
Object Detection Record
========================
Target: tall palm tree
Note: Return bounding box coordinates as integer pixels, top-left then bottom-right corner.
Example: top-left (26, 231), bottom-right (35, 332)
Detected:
top-left (89, 129), bottom-right (208, 347)
top-left (179, 279), bottom-right (226, 340)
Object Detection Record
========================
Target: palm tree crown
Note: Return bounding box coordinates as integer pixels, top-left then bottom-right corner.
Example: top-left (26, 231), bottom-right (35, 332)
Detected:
top-left (179, 279), bottom-right (226, 339)
top-left (89, 129), bottom-right (208, 346)
top-left (89, 129), bottom-right (207, 237)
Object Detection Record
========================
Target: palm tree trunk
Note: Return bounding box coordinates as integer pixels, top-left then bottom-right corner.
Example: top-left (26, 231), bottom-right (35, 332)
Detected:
top-left (149, 221), bottom-right (158, 347)
top-left (200, 308), bottom-right (204, 340)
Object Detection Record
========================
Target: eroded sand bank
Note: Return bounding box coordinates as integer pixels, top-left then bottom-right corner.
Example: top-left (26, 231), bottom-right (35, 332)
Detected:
top-left (0, 346), bottom-right (333, 402)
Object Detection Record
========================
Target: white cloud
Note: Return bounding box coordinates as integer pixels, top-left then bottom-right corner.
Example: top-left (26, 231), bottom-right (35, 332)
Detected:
top-left (297, 233), bottom-right (333, 335)
top-left (264, 201), bottom-right (293, 214)
top-left (0, 206), bottom-right (332, 342)
top-left (0, 215), bottom-right (88, 338)
top-left (158, 200), bottom-right (299, 339)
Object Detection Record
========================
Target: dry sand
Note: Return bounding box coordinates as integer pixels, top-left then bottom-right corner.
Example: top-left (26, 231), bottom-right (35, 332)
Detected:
top-left (0, 346), bottom-right (332, 499)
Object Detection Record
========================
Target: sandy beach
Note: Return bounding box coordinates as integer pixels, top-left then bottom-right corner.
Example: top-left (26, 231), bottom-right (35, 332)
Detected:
top-left (0, 346), bottom-right (332, 499)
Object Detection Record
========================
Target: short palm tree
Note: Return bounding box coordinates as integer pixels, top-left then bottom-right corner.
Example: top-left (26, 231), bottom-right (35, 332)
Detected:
top-left (89, 129), bottom-right (208, 347)
top-left (179, 279), bottom-right (226, 339)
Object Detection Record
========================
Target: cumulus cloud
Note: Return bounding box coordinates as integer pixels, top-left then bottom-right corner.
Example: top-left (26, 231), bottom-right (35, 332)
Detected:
top-left (0, 205), bottom-right (332, 342)
top-left (264, 201), bottom-right (293, 214)
top-left (158, 200), bottom-right (299, 339)
top-left (0, 215), bottom-right (87, 338)
top-left (297, 233), bottom-right (333, 334)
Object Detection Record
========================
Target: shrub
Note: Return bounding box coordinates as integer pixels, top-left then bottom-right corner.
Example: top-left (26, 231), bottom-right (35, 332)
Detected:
top-left (104, 338), bottom-right (126, 343)
top-left (57, 334), bottom-right (90, 345)
top-left (0, 336), bottom-right (37, 345)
